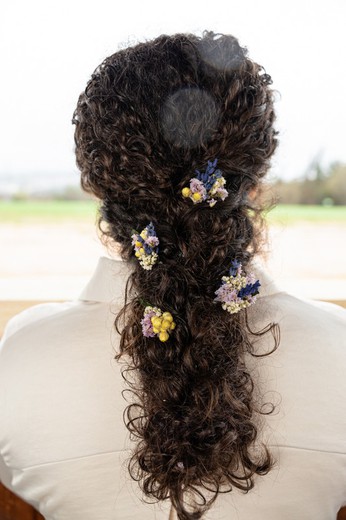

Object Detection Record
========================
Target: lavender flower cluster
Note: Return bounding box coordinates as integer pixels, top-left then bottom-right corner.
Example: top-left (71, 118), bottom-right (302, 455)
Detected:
top-left (214, 260), bottom-right (261, 314)
top-left (182, 159), bottom-right (228, 207)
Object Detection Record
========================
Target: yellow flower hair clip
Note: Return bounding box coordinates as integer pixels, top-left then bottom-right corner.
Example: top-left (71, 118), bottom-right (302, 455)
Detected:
top-left (141, 306), bottom-right (176, 342)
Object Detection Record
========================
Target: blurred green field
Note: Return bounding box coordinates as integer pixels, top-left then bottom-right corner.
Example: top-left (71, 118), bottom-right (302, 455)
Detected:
top-left (1, 200), bottom-right (346, 225)
top-left (266, 204), bottom-right (346, 225)
top-left (0, 200), bottom-right (99, 223)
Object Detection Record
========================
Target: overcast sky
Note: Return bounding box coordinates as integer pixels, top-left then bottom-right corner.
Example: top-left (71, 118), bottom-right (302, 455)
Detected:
top-left (1, 0), bottom-right (345, 182)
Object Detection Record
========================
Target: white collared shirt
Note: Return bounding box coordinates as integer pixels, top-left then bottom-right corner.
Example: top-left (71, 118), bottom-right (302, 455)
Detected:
top-left (1, 257), bottom-right (346, 519)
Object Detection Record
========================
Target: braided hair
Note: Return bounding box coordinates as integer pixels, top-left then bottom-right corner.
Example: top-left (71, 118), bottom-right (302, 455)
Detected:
top-left (73, 31), bottom-right (280, 519)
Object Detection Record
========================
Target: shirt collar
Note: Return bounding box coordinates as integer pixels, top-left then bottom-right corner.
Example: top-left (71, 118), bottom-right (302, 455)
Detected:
top-left (252, 260), bottom-right (283, 300)
top-left (78, 256), bottom-right (282, 303)
top-left (78, 256), bottom-right (132, 303)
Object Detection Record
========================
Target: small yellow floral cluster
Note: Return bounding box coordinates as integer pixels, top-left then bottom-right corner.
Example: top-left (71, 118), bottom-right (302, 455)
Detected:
top-left (134, 240), bottom-right (158, 269)
top-left (207, 176), bottom-right (228, 207)
top-left (220, 296), bottom-right (250, 314)
top-left (141, 306), bottom-right (176, 342)
top-left (182, 185), bottom-right (204, 203)
top-left (221, 273), bottom-right (248, 290)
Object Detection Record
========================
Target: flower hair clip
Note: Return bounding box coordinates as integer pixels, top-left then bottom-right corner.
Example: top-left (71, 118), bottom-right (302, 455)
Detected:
top-left (141, 306), bottom-right (176, 342)
top-left (182, 158), bottom-right (228, 208)
top-left (131, 222), bottom-right (159, 270)
top-left (214, 260), bottom-right (260, 314)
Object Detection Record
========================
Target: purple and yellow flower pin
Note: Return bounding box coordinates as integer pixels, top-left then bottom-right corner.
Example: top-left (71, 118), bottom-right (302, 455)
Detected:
top-left (131, 222), bottom-right (159, 270)
top-left (182, 159), bottom-right (228, 208)
top-left (214, 260), bottom-right (260, 314)
top-left (141, 306), bottom-right (176, 342)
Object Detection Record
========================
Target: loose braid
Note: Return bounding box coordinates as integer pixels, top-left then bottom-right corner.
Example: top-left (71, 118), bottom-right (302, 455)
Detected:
top-left (73, 31), bottom-right (280, 519)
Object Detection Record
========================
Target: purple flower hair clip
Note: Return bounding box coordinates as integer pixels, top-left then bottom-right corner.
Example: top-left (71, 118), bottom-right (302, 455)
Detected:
top-left (214, 260), bottom-right (261, 314)
top-left (131, 222), bottom-right (159, 270)
top-left (182, 158), bottom-right (228, 208)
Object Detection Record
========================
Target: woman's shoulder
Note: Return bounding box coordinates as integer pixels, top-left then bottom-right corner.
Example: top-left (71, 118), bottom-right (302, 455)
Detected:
top-left (251, 286), bottom-right (346, 366)
top-left (252, 263), bottom-right (346, 339)
top-left (0, 301), bottom-right (80, 344)
top-left (298, 297), bottom-right (346, 321)
top-left (271, 291), bottom-right (346, 329)
top-left (0, 298), bottom-right (117, 361)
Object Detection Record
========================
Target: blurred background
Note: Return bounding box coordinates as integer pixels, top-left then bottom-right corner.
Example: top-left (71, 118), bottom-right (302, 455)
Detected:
top-left (1, 0), bottom-right (346, 304)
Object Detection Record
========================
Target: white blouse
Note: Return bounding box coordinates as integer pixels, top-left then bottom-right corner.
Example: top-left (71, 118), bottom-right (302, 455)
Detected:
top-left (1, 256), bottom-right (346, 519)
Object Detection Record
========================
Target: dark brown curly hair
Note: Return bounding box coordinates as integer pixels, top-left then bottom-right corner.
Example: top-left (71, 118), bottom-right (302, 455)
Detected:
top-left (73, 31), bottom-right (280, 519)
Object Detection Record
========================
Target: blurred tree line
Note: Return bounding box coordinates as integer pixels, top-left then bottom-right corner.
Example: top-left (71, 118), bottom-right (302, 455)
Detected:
top-left (1, 185), bottom-right (90, 202)
top-left (273, 160), bottom-right (346, 205)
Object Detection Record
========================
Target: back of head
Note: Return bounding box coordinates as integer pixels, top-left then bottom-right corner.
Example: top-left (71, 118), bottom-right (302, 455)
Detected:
top-left (73, 31), bottom-right (279, 520)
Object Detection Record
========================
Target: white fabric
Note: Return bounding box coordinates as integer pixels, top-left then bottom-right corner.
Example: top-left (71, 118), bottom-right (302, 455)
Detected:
top-left (0, 256), bottom-right (346, 519)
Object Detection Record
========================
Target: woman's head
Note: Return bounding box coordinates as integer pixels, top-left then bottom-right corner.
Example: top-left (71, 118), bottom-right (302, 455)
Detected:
top-left (73, 31), bottom-right (278, 248)
top-left (73, 31), bottom-right (279, 520)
